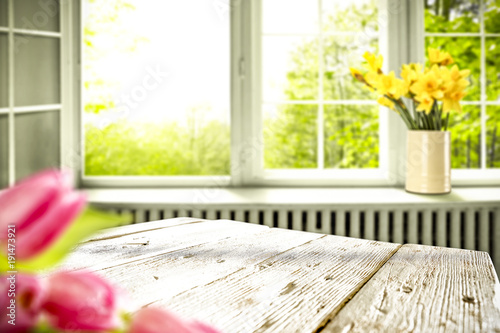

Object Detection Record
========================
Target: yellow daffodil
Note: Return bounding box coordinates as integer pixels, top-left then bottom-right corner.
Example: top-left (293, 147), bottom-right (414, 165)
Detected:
top-left (350, 48), bottom-right (469, 130)
top-left (442, 82), bottom-right (468, 113)
top-left (350, 67), bottom-right (365, 83)
top-left (401, 63), bottom-right (422, 86)
top-left (377, 96), bottom-right (396, 111)
top-left (362, 51), bottom-right (383, 73)
top-left (415, 92), bottom-right (435, 114)
top-left (410, 66), bottom-right (444, 100)
top-left (372, 71), bottom-right (408, 99)
top-left (428, 47), bottom-right (454, 66)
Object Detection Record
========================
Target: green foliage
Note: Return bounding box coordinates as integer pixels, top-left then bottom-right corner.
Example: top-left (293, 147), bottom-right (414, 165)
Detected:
top-left (264, 105), bottom-right (318, 168)
top-left (324, 105), bottom-right (379, 168)
top-left (84, 0), bottom-right (149, 114)
top-left (425, 0), bottom-right (500, 168)
top-left (84, 0), bottom-right (500, 174)
top-left (85, 119), bottom-right (230, 176)
top-left (264, 1), bottom-right (380, 169)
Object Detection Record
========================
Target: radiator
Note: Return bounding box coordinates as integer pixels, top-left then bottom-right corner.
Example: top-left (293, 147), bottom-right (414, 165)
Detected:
top-left (102, 205), bottom-right (500, 277)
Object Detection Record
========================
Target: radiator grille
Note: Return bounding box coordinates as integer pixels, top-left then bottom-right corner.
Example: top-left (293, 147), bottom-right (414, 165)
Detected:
top-left (105, 205), bottom-right (500, 277)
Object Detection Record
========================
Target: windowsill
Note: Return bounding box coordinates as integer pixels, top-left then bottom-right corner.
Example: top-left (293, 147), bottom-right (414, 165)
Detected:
top-left (83, 186), bottom-right (500, 207)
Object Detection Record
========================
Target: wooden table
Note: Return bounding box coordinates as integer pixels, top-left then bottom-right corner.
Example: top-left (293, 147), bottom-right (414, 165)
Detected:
top-left (62, 218), bottom-right (500, 332)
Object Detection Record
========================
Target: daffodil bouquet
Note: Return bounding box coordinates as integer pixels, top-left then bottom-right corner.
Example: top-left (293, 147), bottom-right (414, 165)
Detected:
top-left (350, 48), bottom-right (470, 131)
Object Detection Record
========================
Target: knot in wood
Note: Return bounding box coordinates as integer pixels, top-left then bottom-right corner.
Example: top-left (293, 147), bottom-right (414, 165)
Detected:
top-left (462, 295), bottom-right (475, 303)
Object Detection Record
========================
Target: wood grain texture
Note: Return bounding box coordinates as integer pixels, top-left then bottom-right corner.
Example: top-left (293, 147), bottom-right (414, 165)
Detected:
top-left (61, 219), bottom-right (268, 271)
top-left (82, 227), bottom-right (323, 312)
top-left (84, 217), bottom-right (200, 241)
top-left (323, 244), bottom-right (500, 333)
top-left (152, 234), bottom-right (400, 333)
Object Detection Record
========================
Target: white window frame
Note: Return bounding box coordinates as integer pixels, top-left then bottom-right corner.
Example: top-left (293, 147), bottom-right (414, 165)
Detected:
top-left (76, 0), bottom-right (500, 188)
top-left (0, 0), bottom-right (75, 187)
top-left (421, 0), bottom-right (500, 185)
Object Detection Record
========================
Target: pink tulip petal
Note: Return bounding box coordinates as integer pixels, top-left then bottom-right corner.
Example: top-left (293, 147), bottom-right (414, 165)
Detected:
top-left (16, 191), bottom-right (86, 260)
top-left (129, 307), bottom-right (221, 333)
top-left (0, 274), bottom-right (45, 333)
top-left (0, 169), bottom-right (72, 237)
top-left (130, 307), bottom-right (195, 333)
top-left (43, 271), bottom-right (120, 332)
top-left (190, 321), bottom-right (222, 333)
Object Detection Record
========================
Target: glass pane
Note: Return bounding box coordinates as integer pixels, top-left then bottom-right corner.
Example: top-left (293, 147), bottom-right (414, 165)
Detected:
top-left (0, 0), bottom-right (7, 27)
top-left (322, 0), bottom-right (378, 33)
top-left (323, 36), bottom-right (378, 100)
top-left (449, 106), bottom-right (481, 169)
top-left (15, 111), bottom-right (60, 181)
top-left (0, 33), bottom-right (7, 108)
top-left (0, 114), bottom-right (7, 188)
top-left (425, 37), bottom-right (480, 101)
top-left (486, 38), bottom-right (500, 101)
top-left (487, 106), bottom-right (500, 168)
top-left (424, 0), bottom-right (480, 33)
top-left (83, 0), bottom-right (230, 176)
top-left (14, 0), bottom-right (59, 32)
top-left (14, 35), bottom-right (60, 106)
top-left (263, 0), bottom-right (318, 34)
top-left (264, 104), bottom-right (317, 169)
top-left (263, 36), bottom-right (318, 101)
top-left (324, 104), bottom-right (378, 168)
top-left (485, 0), bottom-right (500, 33)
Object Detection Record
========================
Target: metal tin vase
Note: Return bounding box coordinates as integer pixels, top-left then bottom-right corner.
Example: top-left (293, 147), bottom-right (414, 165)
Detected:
top-left (406, 130), bottom-right (451, 194)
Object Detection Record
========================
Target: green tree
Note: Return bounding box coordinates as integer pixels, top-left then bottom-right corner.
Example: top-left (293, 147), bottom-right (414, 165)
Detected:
top-left (264, 1), bottom-right (379, 169)
top-left (83, 0), bottom-right (230, 176)
top-left (425, 0), bottom-right (500, 168)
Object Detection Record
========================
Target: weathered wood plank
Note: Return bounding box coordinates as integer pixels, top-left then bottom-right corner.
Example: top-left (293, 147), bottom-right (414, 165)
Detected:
top-left (84, 217), bottom-right (201, 241)
top-left (61, 220), bottom-right (268, 271)
top-left (86, 228), bottom-right (323, 312)
top-left (152, 235), bottom-right (400, 333)
top-left (323, 244), bottom-right (500, 333)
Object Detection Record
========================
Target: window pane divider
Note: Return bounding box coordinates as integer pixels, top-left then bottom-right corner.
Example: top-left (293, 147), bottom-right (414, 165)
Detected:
top-left (317, 0), bottom-right (324, 169)
top-left (480, 0), bottom-right (487, 169)
top-left (263, 100), bottom-right (378, 105)
top-left (11, 28), bottom-right (61, 38)
top-left (262, 32), bottom-right (378, 37)
top-left (0, 104), bottom-right (62, 114)
top-left (425, 32), bottom-right (500, 37)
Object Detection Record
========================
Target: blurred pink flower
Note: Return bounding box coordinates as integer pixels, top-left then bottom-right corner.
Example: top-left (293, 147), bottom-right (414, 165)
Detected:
top-left (129, 307), bottom-right (220, 333)
top-left (0, 169), bottom-right (86, 259)
top-left (0, 274), bottom-right (45, 333)
top-left (42, 270), bottom-right (121, 332)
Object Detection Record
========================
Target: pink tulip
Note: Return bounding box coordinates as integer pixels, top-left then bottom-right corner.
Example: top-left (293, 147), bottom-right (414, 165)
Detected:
top-left (42, 270), bottom-right (121, 332)
top-left (0, 274), bottom-right (45, 333)
top-left (129, 307), bottom-right (221, 333)
top-left (0, 169), bottom-right (86, 259)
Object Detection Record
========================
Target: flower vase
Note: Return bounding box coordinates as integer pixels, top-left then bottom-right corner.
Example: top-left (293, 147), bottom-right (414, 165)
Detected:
top-left (405, 130), bottom-right (451, 194)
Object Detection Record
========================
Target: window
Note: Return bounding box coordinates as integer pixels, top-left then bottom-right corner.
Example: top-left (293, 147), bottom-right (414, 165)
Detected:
top-left (261, 0), bottom-right (380, 170)
top-left (82, 0), bottom-right (230, 179)
top-left (0, 0), bottom-right (70, 188)
top-left (0, 0), bottom-right (498, 188)
top-left (425, 0), bottom-right (500, 171)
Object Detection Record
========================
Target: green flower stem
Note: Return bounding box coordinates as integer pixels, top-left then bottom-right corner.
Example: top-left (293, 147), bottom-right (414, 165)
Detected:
top-left (387, 95), bottom-right (417, 130)
top-left (444, 112), bottom-right (450, 131)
